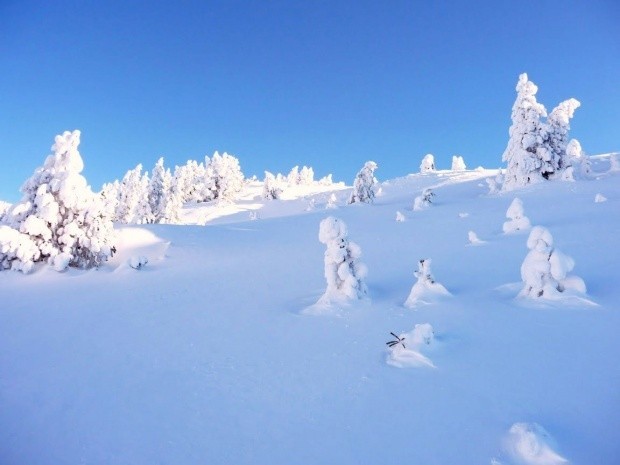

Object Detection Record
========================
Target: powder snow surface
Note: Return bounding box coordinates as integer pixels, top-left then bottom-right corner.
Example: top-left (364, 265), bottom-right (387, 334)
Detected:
top-left (1, 159), bottom-right (619, 465)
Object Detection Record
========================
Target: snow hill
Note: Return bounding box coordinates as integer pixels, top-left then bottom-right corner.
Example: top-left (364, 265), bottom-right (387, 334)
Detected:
top-left (1, 157), bottom-right (619, 465)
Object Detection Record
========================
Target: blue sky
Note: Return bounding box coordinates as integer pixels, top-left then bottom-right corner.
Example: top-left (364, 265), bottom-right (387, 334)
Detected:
top-left (1, 0), bottom-right (618, 202)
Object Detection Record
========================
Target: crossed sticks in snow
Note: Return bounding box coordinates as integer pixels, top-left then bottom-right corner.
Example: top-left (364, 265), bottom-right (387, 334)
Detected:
top-left (386, 332), bottom-right (406, 349)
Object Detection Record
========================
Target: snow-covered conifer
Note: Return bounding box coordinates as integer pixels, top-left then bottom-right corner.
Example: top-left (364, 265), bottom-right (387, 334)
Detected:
top-left (451, 155), bottom-right (466, 171)
top-left (420, 154), bottom-right (436, 173)
top-left (262, 171), bottom-right (282, 200)
top-left (148, 157), bottom-right (169, 222)
top-left (116, 164), bottom-right (146, 223)
top-left (404, 259), bottom-right (450, 308)
top-left (519, 226), bottom-right (585, 298)
top-left (413, 188), bottom-right (434, 211)
top-left (503, 198), bottom-right (531, 234)
top-left (0, 201), bottom-right (11, 223)
top-left (565, 139), bottom-right (591, 178)
top-left (204, 152), bottom-right (244, 202)
top-left (319, 174), bottom-right (334, 186)
top-left (541, 98), bottom-right (580, 174)
top-left (299, 166), bottom-right (314, 185)
top-left (325, 193), bottom-right (338, 209)
top-left (0, 130), bottom-right (115, 272)
top-left (348, 161), bottom-right (378, 204)
top-left (287, 166), bottom-right (300, 185)
top-left (158, 168), bottom-right (182, 224)
top-left (100, 180), bottom-right (120, 219)
top-left (317, 216), bottom-right (367, 304)
top-left (502, 74), bottom-right (548, 190)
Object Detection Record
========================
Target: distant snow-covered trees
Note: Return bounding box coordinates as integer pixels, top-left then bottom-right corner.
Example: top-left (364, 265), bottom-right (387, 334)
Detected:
top-left (317, 216), bottom-right (367, 304)
top-left (502, 73), bottom-right (580, 190)
top-left (348, 161), bottom-right (378, 204)
top-left (0, 130), bottom-right (115, 272)
top-left (503, 198), bottom-right (531, 234)
top-left (262, 171), bottom-right (282, 200)
top-left (420, 154), bottom-right (436, 173)
top-left (205, 152), bottom-right (244, 202)
top-left (451, 155), bottom-right (466, 171)
top-left (519, 226), bottom-right (585, 298)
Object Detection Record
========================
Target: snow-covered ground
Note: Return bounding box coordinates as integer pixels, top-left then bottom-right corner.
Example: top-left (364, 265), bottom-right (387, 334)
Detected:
top-left (1, 157), bottom-right (619, 465)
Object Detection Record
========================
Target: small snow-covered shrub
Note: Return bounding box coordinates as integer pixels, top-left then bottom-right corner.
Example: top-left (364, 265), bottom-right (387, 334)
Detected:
top-left (348, 161), bottom-right (378, 204)
top-left (420, 154), bottom-right (435, 173)
top-left (451, 155), bottom-right (466, 171)
top-left (129, 256), bottom-right (148, 270)
top-left (325, 193), bottom-right (338, 209)
top-left (262, 171), bottom-right (282, 200)
top-left (316, 217), bottom-right (367, 304)
top-left (519, 226), bottom-right (586, 298)
top-left (503, 198), bottom-right (531, 234)
top-left (386, 323), bottom-right (436, 368)
top-left (0, 130), bottom-right (116, 272)
top-left (395, 211), bottom-right (405, 222)
top-left (404, 259), bottom-right (450, 308)
top-left (413, 188), bottom-right (434, 211)
top-left (505, 423), bottom-right (568, 465)
top-left (468, 231), bottom-right (483, 245)
top-left (594, 193), bottom-right (607, 203)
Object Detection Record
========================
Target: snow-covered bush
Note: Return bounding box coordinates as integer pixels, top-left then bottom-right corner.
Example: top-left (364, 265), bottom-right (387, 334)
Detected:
top-left (129, 255), bottom-right (148, 270)
top-left (325, 193), bottom-right (338, 209)
top-left (413, 188), bottom-right (434, 211)
top-left (404, 259), bottom-right (450, 308)
top-left (395, 211), bottom-right (405, 222)
top-left (505, 423), bottom-right (568, 465)
top-left (262, 171), bottom-right (282, 200)
top-left (519, 226), bottom-right (586, 298)
top-left (316, 216), bottom-right (367, 304)
top-left (468, 231), bottom-right (483, 245)
top-left (348, 161), bottom-right (378, 204)
top-left (594, 193), bottom-right (607, 203)
top-left (204, 152), bottom-right (244, 202)
top-left (386, 323), bottom-right (436, 368)
top-left (420, 154), bottom-right (435, 173)
top-left (451, 155), bottom-right (466, 171)
top-left (503, 198), bottom-right (531, 234)
top-left (0, 130), bottom-right (116, 272)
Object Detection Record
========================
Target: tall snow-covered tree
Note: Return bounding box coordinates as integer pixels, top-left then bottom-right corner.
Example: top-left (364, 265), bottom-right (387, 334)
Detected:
top-left (287, 166), bottom-right (300, 185)
top-left (204, 152), bottom-right (244, 201)
top-left (317, 216), bottom-right (367, 304)
top-left (116, 164), bottom-right (152, 224)
top-left (299, 166), bottom-right (314, 185)
top-left (420, 154), bottom-right (436, 173)
top-left (262, 171), bottom-right (282, 200)
top-left (148, 157), bottom-right (168, 222)
top-left (540, 98), bottom-right (581, 174)
top-left (159, 170), bottom-right (183, 224)
top-left (451, 155), bottom-right (466, 171)
top-left (502, 73), bottom-right (548, 190)
top-left (0, 130), bottom-right (115, 272)
top-left (348, 161), bottom-right (378, 204)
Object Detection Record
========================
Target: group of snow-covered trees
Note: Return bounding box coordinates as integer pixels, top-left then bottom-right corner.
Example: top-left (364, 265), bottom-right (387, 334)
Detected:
top-left (105, 152), bottom-right (245, 224)
top-left (262, 165), bottom-right (333, 200)
top-left (0, 130), bottom-right (116, 272)
top-left (502, 73), bottom-right (586, 190)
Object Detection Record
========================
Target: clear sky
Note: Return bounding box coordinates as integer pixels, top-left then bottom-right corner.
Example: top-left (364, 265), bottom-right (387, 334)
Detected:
top-left (1, 0), bottom-right (618, 202)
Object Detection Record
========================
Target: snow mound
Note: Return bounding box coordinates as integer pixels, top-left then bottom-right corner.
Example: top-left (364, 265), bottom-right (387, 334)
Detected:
top-left (504, 422), bottom-right (568, 465)
top-left (404, 259), bottom-right (451, 308)
top-left (109, 227), bottom-right (169, 270)
top-left (387, 323), bottom-right (436, 368)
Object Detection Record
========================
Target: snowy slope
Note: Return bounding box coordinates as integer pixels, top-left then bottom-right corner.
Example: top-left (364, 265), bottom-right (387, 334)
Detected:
top-left (1, 158), bottom-right (619, 465)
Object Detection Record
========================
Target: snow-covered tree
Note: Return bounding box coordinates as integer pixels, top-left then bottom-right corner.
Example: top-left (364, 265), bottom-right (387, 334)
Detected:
top-left (404, 258), bottom-right (449, 308)
top-left (159, 172), bottom-right (183, 224)
top-left (565, 139), bottom-right (591, 178)
top-left (325, 193), bottom-right (338, 209)
top-left (519, 226), bottom-right (585, 298)
top-left (287, 166), bottom-right (300, 185)
top-left (100, 180), bottom-right (120, 219)
top-left (413, 188), bottom-right (434, 211)
top-left (541, 98), bottom-right (580, 174)
top-left (502, 74), bottom-right (548, 190)
top-left (396, 211), bottom-right (405, 222)
top-left (0, 130), bottom-right (115, 272)
top-left (451, 155), bottom-right (466, 171)
top-left (0, 201), bottom-right (11, 223)
top-left (299, 166), bottom-right (314, 185)
top-left (317, 216), bottom-right (367, 304)
top-left (319, 174), bottom-right (334, 186)
top-left (348, 161), bottom-right (378, 204)
top-left (420, 154), bottom-right (436, 173)
top-left (204, 152), bottom-right (244, 202)
top-left (503, 198), bottom-right (531, 234)
top-left (148, 157), bottom-right (169, 222)
top-left (116, 164), bottom-right (152, 224)
top-left (262, 171), bottom-right (282, 200)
